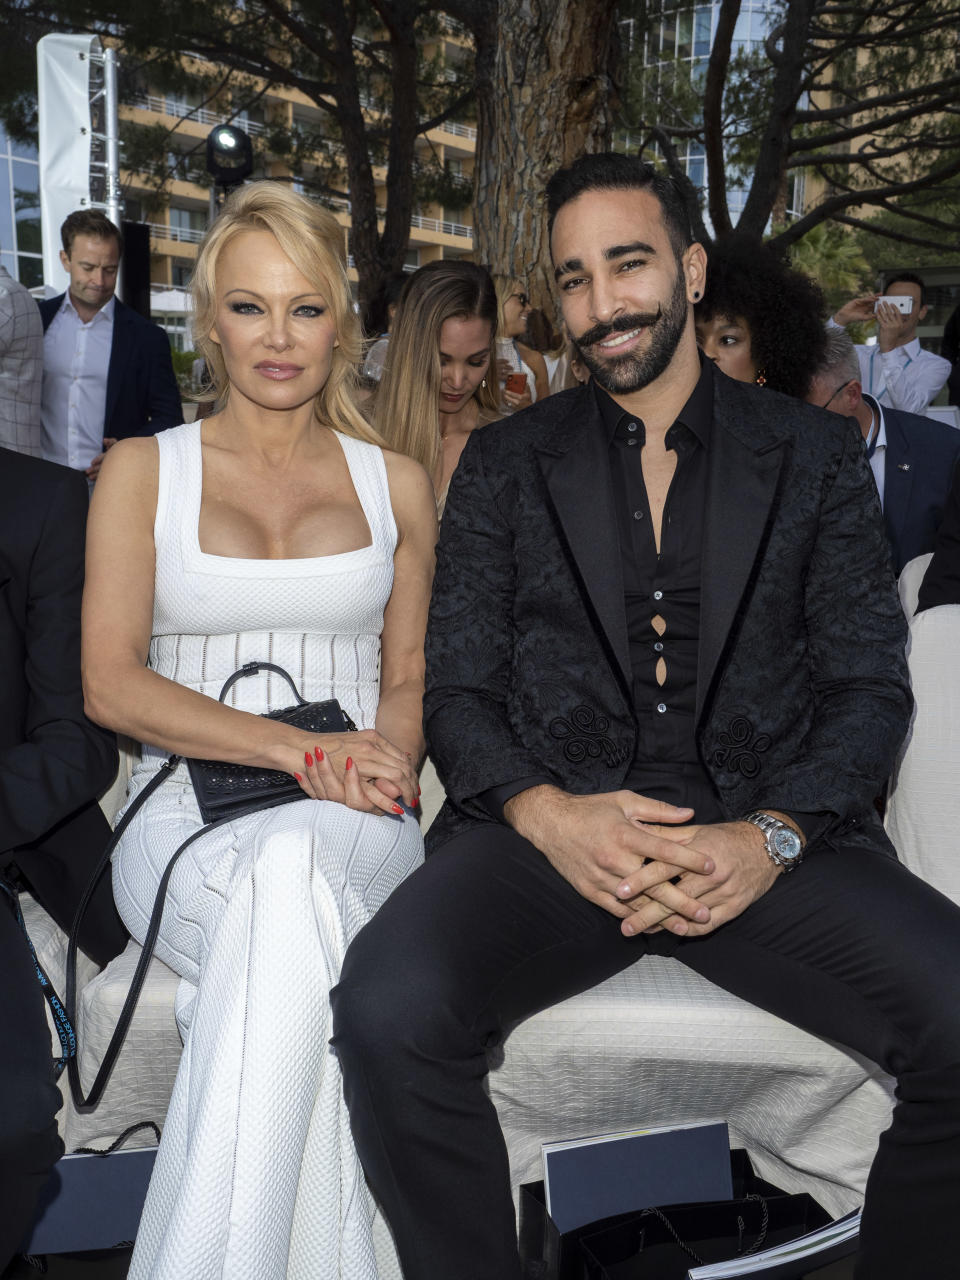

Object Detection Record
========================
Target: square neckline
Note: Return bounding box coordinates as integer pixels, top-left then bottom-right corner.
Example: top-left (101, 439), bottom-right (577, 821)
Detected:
top-left (190, 421), bottom-right (378, 567)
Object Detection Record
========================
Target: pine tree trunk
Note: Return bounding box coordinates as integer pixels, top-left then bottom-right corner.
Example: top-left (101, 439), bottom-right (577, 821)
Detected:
top-left (472, 0), bottom-right (620, 324)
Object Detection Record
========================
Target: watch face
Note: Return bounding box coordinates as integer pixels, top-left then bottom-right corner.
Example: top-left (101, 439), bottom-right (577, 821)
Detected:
top-left (771, 827), bottom-right (802, 861)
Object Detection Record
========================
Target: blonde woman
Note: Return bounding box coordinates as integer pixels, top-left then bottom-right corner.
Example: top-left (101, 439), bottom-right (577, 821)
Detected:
top-left (492, 274), bottom-right (549, 406)
top-left (82, 182), bottom-right (435, 1279)
top-left (373, 259), bottom-right (501, 513)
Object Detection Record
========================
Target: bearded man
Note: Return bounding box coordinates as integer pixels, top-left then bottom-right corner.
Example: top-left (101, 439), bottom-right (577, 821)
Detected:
top-left (332, 153), bottom-right (960, 1280)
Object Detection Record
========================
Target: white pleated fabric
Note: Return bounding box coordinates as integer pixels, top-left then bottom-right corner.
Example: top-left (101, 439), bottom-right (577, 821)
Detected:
top-left (112, 422), bottom-right (423, 1279)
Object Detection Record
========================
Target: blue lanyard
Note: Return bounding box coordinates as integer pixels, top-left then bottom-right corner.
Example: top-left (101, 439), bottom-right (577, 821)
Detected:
top-left (0, 878), bottom-right (77, 1076)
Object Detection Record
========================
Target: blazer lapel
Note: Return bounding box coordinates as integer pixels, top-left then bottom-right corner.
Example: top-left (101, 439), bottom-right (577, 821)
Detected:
top-left (697, 379), bottom-right (791, 723)
top-left (536, 390), bottom-right (633, 693)
top-left (880, 409), bottom-right (913, 557)
top-left (104, 300), bottom-right (129, 436)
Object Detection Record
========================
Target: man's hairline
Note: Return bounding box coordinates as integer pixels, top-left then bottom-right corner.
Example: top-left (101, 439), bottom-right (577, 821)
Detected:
top-left (64, 231), bottom-right (123, 261)
top-left (548, 184), bottom-right (691, 274)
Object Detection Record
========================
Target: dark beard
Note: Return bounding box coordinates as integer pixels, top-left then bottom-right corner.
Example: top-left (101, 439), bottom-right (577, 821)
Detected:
top-left (571, 266), bottom-right (689, 394)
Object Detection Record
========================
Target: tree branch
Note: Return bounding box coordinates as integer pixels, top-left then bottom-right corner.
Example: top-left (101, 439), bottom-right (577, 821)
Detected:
top-left (830, 212), bottom-right (960, 254)
top-left (702, 0), bottom-right (740, 238)
top-left (770, 153), bottom-right (960, 249)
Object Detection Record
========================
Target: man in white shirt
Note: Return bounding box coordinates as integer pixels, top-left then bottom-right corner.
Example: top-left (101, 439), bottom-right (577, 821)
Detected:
top-left (828, 272), bottom-right (950, 416)
top-left (807, 328), bottom-right (960, 573)
top-left (38, 211), bottom-right (181, 483)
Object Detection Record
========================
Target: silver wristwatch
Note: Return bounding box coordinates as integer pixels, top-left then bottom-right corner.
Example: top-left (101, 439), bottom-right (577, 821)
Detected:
top-left (742, 811), bottom-right (804, 871)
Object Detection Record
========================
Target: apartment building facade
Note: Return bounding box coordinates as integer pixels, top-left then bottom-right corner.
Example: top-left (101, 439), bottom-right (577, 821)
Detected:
top-left (121, 27), bottom-right (476, 349)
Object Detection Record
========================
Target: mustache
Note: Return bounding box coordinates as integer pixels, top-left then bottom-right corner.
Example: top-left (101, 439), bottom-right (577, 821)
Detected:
top-left (574, 309), bottom-right (664, 351)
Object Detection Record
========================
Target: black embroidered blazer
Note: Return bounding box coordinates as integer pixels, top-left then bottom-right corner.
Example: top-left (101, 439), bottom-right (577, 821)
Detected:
top-left (423, 372), bottom-right (912, 855)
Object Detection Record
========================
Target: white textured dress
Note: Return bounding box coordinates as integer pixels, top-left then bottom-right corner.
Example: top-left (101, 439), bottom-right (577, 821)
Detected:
top-left (112, 421), bottom-right (424, 1280)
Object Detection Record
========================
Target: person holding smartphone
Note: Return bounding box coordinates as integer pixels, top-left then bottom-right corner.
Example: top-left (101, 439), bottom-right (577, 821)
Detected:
top-left (493, 275), bottom-right (549, 410)
top-left (829, 272), bottom-right (950, 415)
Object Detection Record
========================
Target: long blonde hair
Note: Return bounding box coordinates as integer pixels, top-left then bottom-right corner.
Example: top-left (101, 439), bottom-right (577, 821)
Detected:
top-left (191, 181), bottom-right (382, 446)
top-left (372, 260), bottom-right (499, 474)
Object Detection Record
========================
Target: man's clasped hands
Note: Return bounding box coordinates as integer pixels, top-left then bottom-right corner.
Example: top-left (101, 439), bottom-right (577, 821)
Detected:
top-left (505, 786), bottom-right (786, 940)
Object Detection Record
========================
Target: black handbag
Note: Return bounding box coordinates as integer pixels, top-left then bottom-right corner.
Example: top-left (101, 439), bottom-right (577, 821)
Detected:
top-left (64, 660), bottom-right (356, 1112)
top-left (186, 661), bottom-right (356, 822)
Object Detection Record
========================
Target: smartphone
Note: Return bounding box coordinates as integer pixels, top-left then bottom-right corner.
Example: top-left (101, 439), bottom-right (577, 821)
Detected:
top-left (875, 295), bottom-right (913, 315)
top-left (505, 371), bottom-right (528, 395)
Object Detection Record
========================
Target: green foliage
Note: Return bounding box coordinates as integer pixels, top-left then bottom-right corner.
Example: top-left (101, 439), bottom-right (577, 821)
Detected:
top-left (849, 200), bottom-right (960, 275)
top-left (785, 222), bottom-right (873, 316)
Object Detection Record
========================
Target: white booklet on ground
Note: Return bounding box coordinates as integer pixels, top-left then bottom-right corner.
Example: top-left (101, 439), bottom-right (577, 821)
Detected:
top-left (685, 1206), bottom-right (861, 1278)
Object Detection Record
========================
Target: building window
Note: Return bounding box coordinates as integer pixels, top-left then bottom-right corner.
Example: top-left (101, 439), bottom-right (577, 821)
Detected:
top-left (0, 125), bottom-right (41, 286)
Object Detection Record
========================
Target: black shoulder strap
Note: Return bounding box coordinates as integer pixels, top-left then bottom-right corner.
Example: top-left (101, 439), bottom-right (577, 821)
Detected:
top-left (64, 658), bottom-right (306, 1112)
top-left (65, 755), bottom-right (179, 1111)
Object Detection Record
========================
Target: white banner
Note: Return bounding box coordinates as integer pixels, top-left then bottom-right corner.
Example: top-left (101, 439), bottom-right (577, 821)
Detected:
top-left (37, 33), bottom-right (100, 290)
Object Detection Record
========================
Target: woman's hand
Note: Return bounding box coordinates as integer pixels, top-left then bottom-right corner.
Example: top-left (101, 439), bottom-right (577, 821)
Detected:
top-left (286, 728), bottom-right (418, 814)
top-left (502, 383), bottom-right (533, 411)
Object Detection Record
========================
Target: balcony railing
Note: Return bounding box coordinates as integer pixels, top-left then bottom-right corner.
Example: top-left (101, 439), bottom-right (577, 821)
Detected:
top-left (320, 200), bottom-right (472, 241)
top-left (147, 221), bottom-right (206, 244)
top-left (408, 212), bottom-right (473, 239)
top-left (435, 119), bottom-right (476, 140)
top-left (127, 95), bottom-right (268, 136)
top-left (129, 91), bottom-right (475, 145)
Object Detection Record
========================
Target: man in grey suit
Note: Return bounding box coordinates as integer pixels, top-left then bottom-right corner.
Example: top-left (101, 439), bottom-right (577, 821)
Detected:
top-left (0, 262), bottom-right (43, 458)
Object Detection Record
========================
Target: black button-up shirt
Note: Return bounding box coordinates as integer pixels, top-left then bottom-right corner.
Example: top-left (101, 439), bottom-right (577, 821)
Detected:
top-left (594, 364), bottom-right (723, 821)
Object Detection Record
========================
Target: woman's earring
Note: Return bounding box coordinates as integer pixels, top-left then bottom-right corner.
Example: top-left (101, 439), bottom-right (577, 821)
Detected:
top-left (693, 290), bottom-right (701, 301)
top-left (481, 377), bottom-right (487, 388)
top-left (755, 370), bottom-right (767, 387)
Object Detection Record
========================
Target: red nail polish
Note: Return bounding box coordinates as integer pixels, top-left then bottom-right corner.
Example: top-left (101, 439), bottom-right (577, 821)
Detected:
top-left (304, 751), bottom-right (313, 767)
top-left (392, 804), bottom-right (404, 815)
top-left (293, 772), bottom-right (303, 783)
top-left (417, 785), bottom-right (421, 797)
top-left (315, 747), bottom-right (324, 763)
top-left (345, 756), bottom-right (353, 770)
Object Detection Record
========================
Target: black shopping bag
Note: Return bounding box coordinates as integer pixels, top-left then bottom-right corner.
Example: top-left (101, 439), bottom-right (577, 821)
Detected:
top-left (577, 1187), bottom-right (830, 1279)
top-left (519, 1149), bottom-right (813, 1280)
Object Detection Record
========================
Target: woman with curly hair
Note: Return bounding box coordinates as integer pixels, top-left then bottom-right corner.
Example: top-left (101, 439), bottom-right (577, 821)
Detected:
top-left (694, 236), bottom-right (827, 399)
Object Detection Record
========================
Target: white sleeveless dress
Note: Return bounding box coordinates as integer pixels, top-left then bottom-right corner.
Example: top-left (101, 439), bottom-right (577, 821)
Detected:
top-left (112, 421), bottom-right (423, 1280)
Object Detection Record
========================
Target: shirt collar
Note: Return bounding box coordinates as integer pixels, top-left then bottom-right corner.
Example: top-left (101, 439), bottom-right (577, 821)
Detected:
top-left (61, 293), bottom-right (117, 325)
top-left (897, 335), bottom-right (922, 362)
top-left (592, 355), bottom-right (714, 448)
top-left (862, 393), bottom-right (887, 451)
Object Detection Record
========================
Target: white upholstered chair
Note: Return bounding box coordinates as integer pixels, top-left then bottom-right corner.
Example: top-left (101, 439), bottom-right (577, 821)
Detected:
top-left (885, 554), bottom-right (960, 906)
top-left (21, 745), bottom-right (896, 1226)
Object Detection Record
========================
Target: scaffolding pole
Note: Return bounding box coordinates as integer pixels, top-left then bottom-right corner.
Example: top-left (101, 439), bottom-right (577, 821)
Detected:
top-left (102, 46), bottom-right (122, 230)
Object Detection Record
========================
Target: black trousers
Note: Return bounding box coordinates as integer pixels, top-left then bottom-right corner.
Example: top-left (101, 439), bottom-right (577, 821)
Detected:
top-left (0, 890), bottom-right (64, 1268)
top-left (332, 824), bottom-right (960, 1280)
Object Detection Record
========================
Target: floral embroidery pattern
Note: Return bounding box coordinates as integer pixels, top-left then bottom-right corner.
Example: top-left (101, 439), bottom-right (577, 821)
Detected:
top-left (549, 705), bottom-right (629, 767)
top-left (711, 715), bottom-right (771, 779)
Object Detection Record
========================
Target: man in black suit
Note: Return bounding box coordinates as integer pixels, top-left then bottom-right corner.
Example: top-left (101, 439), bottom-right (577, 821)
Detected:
top-left (0, 448), bottom-right (123, 1268)
top-left (38, 210), bottom-right (181, 485)
top-left (807, 327), bottom-right (960, 574)
top-left (332, 155), bottom-right (960, 1280)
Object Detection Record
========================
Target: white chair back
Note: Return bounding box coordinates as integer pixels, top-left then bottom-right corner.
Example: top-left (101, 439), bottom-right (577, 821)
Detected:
top-left (925, 405), bottom-right (960, 431)
top-left (886, 603), bottom-right (960, 905)
top-left (897, 552), bottom-right (934, 619)
top-left (98, 735), bottom-right (139, 826)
